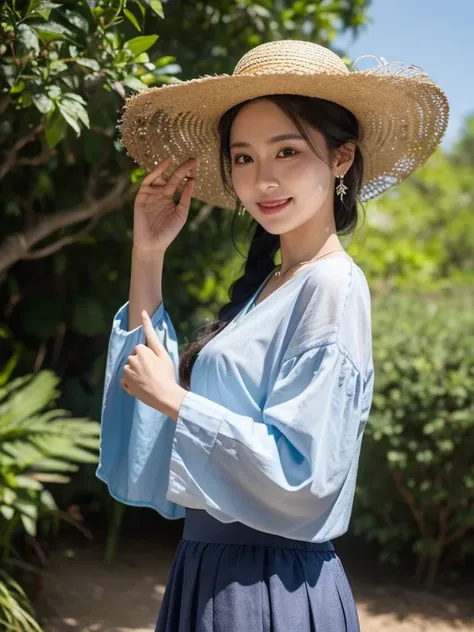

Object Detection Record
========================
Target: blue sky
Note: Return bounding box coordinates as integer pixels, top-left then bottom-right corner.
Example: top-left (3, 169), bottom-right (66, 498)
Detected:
top-left (335, 0), bottom-right (472, 148)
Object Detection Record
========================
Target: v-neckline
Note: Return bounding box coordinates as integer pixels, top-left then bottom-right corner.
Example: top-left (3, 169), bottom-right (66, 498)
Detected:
top-left (234, 253), bottom-right (353, 325)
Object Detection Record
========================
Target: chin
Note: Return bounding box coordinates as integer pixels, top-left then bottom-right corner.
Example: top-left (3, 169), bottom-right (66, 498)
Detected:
top-left (258, 220), bottom-right (296, 236)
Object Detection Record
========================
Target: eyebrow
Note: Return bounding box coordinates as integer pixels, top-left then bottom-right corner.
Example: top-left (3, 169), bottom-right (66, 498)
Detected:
top-left (229, 133), bottom-right (304, 150)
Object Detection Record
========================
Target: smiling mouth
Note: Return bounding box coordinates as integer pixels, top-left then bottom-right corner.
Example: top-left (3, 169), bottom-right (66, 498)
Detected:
top-left (257, 197), bottom-right (292, 214)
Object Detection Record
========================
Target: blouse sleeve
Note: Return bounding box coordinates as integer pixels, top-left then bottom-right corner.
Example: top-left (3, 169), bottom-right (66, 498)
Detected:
top-left (166, 341), bottom-right (371, 538)
top-left (95, 301), bottom-right (185, 520)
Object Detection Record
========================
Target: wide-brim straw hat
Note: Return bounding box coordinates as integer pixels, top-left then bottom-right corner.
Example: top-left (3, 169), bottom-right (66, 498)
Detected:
top-left (120, 40), bottom-right (449, 209)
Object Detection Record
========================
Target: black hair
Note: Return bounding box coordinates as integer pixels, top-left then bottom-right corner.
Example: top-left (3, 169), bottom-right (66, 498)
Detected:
top-left (178, 94), bottom-right (363, 390)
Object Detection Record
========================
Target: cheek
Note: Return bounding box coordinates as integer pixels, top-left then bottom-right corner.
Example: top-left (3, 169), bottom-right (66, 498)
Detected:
top-left (231, 167), bottom-right (249, 200)
top-left (294, 158), bottom-right (332, 195)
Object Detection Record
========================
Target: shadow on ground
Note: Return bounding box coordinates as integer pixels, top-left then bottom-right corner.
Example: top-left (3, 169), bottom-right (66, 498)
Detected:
top-left (37, 526), bottom-right (474, 632)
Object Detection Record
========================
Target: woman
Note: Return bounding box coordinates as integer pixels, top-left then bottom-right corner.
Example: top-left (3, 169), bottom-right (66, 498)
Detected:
top-left (96, 41), bottom-right (448, 631)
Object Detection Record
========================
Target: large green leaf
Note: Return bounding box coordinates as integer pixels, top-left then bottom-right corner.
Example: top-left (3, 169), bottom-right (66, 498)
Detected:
top-left (149, 0), bottom-right (164, 19)
top-left (45, 107), bottom-right (67, 148)
top-left (124, 34), bottom-right (159, 56)
top-left (28, 20), bottom-right (74, 42)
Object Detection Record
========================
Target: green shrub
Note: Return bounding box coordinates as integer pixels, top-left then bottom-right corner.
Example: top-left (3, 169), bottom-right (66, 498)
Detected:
top-left (0, 570), bottom-right (42, 632)
top-left (0, 368), bottom-right (100, 631)
top-left (352, 288), bottom-right (474, 588)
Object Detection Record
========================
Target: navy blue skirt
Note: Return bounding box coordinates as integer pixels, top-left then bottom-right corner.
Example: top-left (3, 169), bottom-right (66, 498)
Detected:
top-left (155, 509), bottom-right (360, 631)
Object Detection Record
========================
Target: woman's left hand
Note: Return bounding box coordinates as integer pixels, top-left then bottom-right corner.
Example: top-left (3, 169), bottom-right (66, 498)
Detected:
top-left (121, 311), bottom-right (186, 419)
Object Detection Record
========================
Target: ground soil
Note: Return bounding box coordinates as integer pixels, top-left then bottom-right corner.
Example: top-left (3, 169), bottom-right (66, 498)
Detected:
top-left (37, 525), bottom-right (474, 632)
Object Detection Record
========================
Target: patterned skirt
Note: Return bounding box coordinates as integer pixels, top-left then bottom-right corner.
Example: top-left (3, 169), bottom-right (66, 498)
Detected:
top-left (155, 509), bottom-right (360, 631)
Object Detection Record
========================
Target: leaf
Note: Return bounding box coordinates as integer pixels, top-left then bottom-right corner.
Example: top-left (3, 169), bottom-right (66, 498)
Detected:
top-left (30, 472), bottom-right (70, 484)
top-left (10, 81), bottom-right (26, 95)
top-left (32, 93), bottom-right (53, 114)
top-left (122, 77), bottom-right (147, 92)
top-left (21, 514), bottom-right (36, 537)
top-left (136, 1), bottom-right (146, 18)
top-left (62, 92), bottom-right (87, 105)
top-left (46, 84), bottom-right (62, 99)
top-left (29, 20), bottom-right (74, 42)
top-left (16, 24), bottom-right (40, 54)
top-left (154, 55), bottom-right (176, 69)
top-left (149, 0), bottom-right (164, 18)
top-left (0, 371), bottom-right (60, 426)
top-left (0, 505), bottom-right (15, 521)
top-left (27, 457), bottom-right (79, 472)
top-left (63, 9), bottom-right (90, 33)
top-left (49, 60), bottom-right (68, 74)
top-left (74, 436), bottom-right (100, 450)
top-left (14, 476), bottom-right (43, 491)
top-left (76, 57), bottom-right (100, 72)
top-left (124, 8), bottom-right (141, 31)
top-left (3, 489), bottom-right (17, 505)
top-left (30, 1), bottom-right (63, 12)
top-left (34, 2), bottom-right (63, 20)
top-left (57, 101), bottom-right (81, 135)
top-left (40, 490), bottom-right (57, 511)
top-left (124, 34), bottom-right (159, 57)
top-left (45, 107), bottom-right (67, 148)
top-left (16, 499), bottom-right (38, 521)
top-left (27, 0), bottom-right (43, 15)
top-left (59, 97), bottom-right (90, 130)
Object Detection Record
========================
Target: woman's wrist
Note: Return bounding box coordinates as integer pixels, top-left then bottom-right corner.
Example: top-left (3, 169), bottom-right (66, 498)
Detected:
top-left (132, 245), bottom-right (167, 261)
top-left (155, 384), bottom-right (188, 422)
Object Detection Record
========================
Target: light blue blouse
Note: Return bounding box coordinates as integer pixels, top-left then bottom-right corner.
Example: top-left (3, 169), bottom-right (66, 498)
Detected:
top-left (96, 255), bottom-right (374, 542)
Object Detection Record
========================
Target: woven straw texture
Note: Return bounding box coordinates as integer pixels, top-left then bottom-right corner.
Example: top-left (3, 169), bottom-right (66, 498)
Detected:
top-left (120, 40), bottom-right (449, 209)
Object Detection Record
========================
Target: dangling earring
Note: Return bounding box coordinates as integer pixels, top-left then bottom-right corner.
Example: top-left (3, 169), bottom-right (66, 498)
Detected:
top-left (336, 174), bottom-right (348, 202)
top-left (238, 204), bottom-right (246, 217)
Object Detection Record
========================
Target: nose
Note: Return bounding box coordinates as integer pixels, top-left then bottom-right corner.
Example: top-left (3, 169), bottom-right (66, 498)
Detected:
top-left (255, 163), bottom-right (279, 194)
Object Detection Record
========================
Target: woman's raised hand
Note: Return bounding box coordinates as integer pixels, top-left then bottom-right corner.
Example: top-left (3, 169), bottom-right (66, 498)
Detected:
top-left (132, 156), bottom-right (197, 253)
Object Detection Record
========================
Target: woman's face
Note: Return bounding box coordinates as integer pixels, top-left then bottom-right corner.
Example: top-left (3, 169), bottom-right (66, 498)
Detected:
top-left (229, 98), bottom-right (336, 234)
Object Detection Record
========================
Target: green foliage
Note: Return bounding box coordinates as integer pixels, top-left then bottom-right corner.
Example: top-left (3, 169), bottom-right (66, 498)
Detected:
top-left (0, 366), bottom-right (100, 542)
top-left (353, 289), bottom-right (474, 588)
top-left (349, 147), bottom-right (474, 291)
top-left (0, 363), bottom-right (100, 631)
top-left (156, 0), bottom-right (371, 78)
top-left (4, 0), bottom-right (472, 603)
top-left (0, 0), bottom-right (373, 425)
top-left (0, 0), bottom-right (172, 148)
top-left (0, 0), bottom-right (178, 431)
top-left (0, 570), bottom-right (42, 632)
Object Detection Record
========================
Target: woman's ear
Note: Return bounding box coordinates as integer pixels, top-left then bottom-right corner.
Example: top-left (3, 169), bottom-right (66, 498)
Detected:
top-left (332, 142), bottom-right (356, 175)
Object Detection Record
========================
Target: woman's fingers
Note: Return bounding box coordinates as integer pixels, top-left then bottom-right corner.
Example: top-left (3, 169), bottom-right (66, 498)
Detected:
top-left (142, 156), bottom-right (174, 186)
top-left (140, 157), bottom-right (197, 202)
top-left (177, 176), bottom-right (196, 212)
top-left (163, 158), bottom-right (197, 198)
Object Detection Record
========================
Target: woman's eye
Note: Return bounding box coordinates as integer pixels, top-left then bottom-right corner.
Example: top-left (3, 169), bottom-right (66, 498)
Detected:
top-left (278, 147), bottom-right (297, 158)
top-left (233, 148), bottom-right (297, 164)
top-left (234, 154), bottom-right (252, 164)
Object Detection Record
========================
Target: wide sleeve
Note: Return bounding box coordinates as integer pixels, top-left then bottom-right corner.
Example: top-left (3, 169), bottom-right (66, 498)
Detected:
top-left (167, 340), bottom-right (372, 538)
top-left (95, 301), bottom-right (185, 520)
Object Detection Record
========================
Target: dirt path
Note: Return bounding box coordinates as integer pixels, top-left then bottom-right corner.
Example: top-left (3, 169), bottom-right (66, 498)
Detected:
top-left (38, 536), bottom-right (474, 632)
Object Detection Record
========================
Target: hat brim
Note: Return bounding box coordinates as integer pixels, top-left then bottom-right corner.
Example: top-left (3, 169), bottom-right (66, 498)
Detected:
top-left (120, 71), bottom-right (449, 209)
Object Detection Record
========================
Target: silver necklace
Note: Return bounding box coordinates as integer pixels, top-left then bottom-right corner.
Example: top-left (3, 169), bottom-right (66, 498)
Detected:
top-left (274, 248), bottom-right (347, 279)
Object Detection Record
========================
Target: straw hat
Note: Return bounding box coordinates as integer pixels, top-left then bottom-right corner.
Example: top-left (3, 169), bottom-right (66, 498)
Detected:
top-left (120, 40), bottom-right (449, 209)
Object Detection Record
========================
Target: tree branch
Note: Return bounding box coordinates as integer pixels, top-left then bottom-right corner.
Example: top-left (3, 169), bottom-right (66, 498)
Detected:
top-left (0, 95), bottom-right (11, 118)
top-left (393, 470), bottom-right (429, 538)
top-left (18, 147), bottom-right (55, 167)
top-left (0, 123), bottom-right (44, 181)
top-left (23, 215), bottom-right (101, 259)
top-left (0, 175), bottom-right (135, 279)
